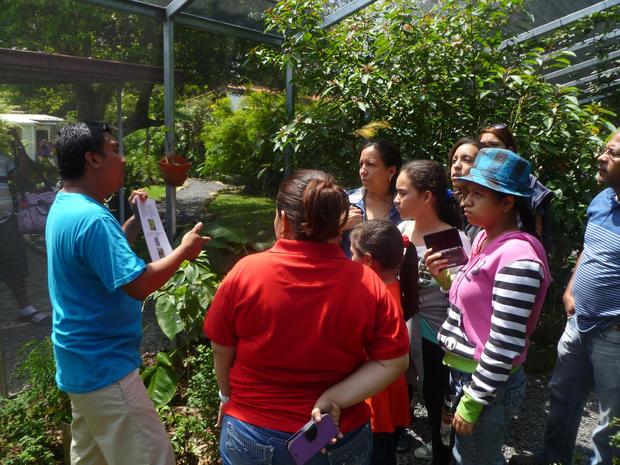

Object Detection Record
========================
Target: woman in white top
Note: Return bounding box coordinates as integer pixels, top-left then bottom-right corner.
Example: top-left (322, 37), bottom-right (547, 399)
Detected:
top-left (394, 160), bottom-right (471, 465)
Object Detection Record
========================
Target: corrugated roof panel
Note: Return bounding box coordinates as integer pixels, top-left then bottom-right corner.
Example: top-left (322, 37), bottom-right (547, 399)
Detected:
top-left (183, 0), bottom-right (276, 30)
top-left (0, 113), bottom-right (64, 124)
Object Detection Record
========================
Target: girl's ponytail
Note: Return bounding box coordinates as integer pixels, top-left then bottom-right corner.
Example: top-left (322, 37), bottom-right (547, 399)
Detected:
top-left (438, 190), bottom-right (463, 230)
top-left (516, 198), bottom-right (538, 240)
top-left (400, 241), bottom-right (419, 320)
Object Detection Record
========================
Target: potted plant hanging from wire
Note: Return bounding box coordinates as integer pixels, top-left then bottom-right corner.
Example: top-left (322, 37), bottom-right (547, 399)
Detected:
top-left (159, 154), bottom-right (191, 186)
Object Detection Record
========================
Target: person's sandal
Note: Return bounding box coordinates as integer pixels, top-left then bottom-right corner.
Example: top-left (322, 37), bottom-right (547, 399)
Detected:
top-left (413, 442), bottom-right (433, 460)
top-left (18, 310), bottom-right (51, 325)
top-left (508, 455), bottom-right (548, 465)
top-left (396, 428), bottom-right (413, 453)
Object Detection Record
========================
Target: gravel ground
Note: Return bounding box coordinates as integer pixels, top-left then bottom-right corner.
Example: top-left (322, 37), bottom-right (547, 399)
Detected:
top-left (158, 178), bottom-right (237, 225)
top-left (397, 375), bottom-right (598, 464)
top-left (0, 178), bottom-right (600, 464)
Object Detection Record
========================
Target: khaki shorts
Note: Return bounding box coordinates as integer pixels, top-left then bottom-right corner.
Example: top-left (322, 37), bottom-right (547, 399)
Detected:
top-left (68, 369), bottom-right (175, 465)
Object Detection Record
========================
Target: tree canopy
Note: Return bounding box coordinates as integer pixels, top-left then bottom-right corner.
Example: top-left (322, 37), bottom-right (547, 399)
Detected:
top-left (0, 0), bottom-right (281, 131)
top-left (254, 0), bottom-right (618, 293)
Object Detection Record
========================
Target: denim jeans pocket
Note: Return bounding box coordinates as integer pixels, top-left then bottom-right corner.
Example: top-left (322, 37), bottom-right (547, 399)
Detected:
top-left (225, 421), bottom-right (275, 465)
top-left (599, 326), bottom-right (620, 345)
top-left (327, 424), bottom-right (371, 465)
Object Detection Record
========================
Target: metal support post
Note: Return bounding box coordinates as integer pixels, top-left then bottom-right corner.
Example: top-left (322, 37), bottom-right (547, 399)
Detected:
top-left (116, 87), bottom-right (125, 223)
top-left (285, 63), bottom-right (295, 177)
top-left (0, 341), bottom-right (7, 398)
top-left (163, 18), bottom-right (177, 240)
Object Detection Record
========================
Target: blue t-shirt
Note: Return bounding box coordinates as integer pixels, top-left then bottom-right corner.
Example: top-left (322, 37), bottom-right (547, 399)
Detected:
top-left (46, 192), bottom-right (146, 393)
top-left (573, 187), bottom-right (620, 332)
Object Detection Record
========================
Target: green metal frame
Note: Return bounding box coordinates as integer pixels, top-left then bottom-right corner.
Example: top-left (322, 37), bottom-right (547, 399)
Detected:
top-left (322, 0), bottom-right (377, 28)
top-left (166, 0), bottom-right (196, 19)
top-left (500, 0), bottom-right (620, 49)
top-left (545, 49), bottom-right (620, 81)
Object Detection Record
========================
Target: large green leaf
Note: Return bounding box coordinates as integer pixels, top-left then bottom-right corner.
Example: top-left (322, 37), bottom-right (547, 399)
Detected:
top-left (205, 225), bottom-right (249, 245)
top-left (155, 294), bottom-right (184, 341)
top-left (204, 237), bottom-right (237, 251)
top-left (250, 241), bottom-right (274, 251)
top-left (142, 352), bottom-right (178, 408)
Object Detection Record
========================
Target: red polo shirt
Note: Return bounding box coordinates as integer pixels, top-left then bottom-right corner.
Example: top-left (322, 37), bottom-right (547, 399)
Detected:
top-left (204, 239), bottom-right (409, 434)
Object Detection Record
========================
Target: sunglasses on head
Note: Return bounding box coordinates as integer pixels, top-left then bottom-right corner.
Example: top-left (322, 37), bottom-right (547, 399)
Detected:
top-left (491, 123), bottom-right (508, 130)
top-left (83, 121), bottom-right (115, 132)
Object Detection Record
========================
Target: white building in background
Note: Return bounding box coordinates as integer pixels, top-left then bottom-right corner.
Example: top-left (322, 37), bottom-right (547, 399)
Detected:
top-left (0, 113), bottom-right (63, 160)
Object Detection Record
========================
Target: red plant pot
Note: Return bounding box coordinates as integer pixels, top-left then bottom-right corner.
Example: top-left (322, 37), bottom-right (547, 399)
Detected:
top-left (159, 155), bottom-right (192, 187)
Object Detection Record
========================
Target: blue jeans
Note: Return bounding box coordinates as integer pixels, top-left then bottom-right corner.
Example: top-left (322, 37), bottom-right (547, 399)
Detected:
top-left (219, 415), bottom-right (372, 465)
top-left (541, 317), bottom-right (620, 465)
top-left (451, 367), bottom-right (526, 465)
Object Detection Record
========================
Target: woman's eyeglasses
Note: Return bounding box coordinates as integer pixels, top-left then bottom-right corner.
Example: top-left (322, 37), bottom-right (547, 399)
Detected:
top-left (600, 146), bottom-right (620, 159)
top-left (481, 123), bottom-right (509, 133)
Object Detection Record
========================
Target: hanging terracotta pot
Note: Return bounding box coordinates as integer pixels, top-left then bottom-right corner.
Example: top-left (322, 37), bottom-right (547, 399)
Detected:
top-left (159, 155), bottom-right (191, 186)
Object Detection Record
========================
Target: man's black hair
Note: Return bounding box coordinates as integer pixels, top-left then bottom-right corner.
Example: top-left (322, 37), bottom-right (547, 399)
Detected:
top-left (56, 121), bottom-right (114, 180)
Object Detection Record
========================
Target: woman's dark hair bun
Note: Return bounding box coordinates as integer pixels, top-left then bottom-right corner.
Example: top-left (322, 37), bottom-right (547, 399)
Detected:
top-left (277, 170), bottom-right (349, 242)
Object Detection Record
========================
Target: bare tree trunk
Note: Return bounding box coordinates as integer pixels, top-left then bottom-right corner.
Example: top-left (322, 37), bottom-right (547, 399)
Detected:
top-left (74, 83), bottom-right (113, 122)
top-left (124, 84), bottom-right (162, 135)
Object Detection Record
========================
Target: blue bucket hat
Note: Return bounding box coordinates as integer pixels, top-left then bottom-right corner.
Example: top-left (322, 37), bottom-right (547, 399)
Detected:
top-left (457, 148), bottom-right (533, 197)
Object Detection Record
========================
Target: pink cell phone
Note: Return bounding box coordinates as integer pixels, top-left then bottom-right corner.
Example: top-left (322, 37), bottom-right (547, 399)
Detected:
top-left (423, 227), bottom-right (468, 267)
top-left (286, 414), bottom-right (339, 465)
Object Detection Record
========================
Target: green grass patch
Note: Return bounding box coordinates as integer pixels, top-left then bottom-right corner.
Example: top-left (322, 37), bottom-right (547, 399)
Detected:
top-left (144, 184), bottom-right (166, 202)
top-left (206, 193), bottom-right (275, 243)
top-left (203, 193), bottom-right (276, 275)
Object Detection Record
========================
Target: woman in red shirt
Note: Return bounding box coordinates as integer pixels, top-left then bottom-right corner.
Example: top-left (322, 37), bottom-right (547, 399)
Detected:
top-left (204, 170), bottom-right (409, 465)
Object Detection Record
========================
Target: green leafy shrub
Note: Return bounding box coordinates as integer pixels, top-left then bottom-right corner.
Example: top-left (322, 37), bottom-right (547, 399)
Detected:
top-left (0, 394), bottom-right (58, 465)
top-left (198, 91), bottom-right (287, 193)
top-left (15, 338), bottom-right (71, 424)
top-left (612, 418), bottom-right (620, 465)
top-left (146, 198), bottom-right (277, 462)
top-left (147, 347), bottom-right (222, 465)
top-left (158, 344), bottom-right (220, 465)
top-left (123, 126), bottom-right (167, 192)
top-left (152, 254), bottom-right (218, 345)
top-left (202, 193), bottom-right (276, 274)
top-left (175, 90), bottom-right (214, 169)
top-left (0, 338), bottom-right (68, 464)
top-left (145, 211), bottom-right (275, 408)
top-left (144, 253), bottom-right (219, 408)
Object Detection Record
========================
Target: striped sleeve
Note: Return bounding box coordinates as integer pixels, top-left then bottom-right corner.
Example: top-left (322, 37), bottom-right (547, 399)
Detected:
top-left (463, 260), bottom-right (543, 408)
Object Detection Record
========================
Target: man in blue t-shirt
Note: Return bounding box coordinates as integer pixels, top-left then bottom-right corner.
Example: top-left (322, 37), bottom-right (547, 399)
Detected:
top-left (47, 122), bottom-right (209, 465)
top-left (510, 130), bottom-right (620, 465)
